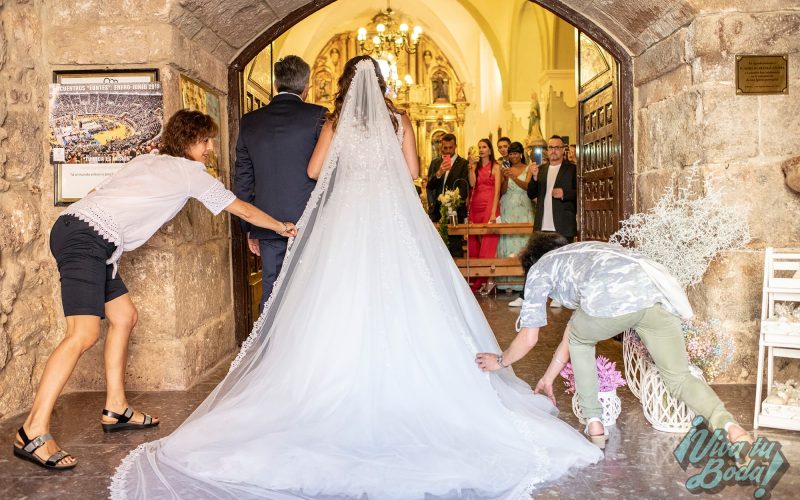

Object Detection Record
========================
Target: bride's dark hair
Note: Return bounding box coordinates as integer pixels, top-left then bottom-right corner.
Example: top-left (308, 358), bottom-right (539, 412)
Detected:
top-left (327, 55), bottom-right (404, 132)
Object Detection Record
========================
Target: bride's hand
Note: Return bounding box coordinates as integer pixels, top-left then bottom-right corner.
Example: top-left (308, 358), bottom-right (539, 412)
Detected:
top-left (534, 378), bottom-right (556, 406)
top-left (475, 352), bottom-right (502, 372)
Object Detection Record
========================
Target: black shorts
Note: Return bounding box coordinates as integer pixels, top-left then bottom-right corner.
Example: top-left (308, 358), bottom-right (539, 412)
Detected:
top-left (50, 215), bottom-right (128, 318)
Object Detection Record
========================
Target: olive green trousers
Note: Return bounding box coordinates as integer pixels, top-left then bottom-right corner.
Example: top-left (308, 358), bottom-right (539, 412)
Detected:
top-left (568, 305), bottom-right (735, 430)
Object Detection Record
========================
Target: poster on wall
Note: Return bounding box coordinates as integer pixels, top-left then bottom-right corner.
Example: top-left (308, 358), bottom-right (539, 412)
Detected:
top-left (180, 75), bottom-right (223, 180)
top-left (48, 75), bottom-right (163, 204)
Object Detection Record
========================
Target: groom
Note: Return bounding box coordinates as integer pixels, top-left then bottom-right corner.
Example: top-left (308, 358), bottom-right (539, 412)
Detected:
top-left (475, 233), bottom-right (752, 454)
top-left (234, 55), bottom-right (327, 310)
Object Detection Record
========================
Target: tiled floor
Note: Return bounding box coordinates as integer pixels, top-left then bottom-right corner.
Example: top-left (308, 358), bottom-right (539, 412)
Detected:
top-left (2, 295), bottom-right (798, 499)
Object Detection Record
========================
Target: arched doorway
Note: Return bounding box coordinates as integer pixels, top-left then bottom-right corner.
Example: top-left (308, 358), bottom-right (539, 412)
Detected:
top-left (227, 0), bottom-right (634, 339)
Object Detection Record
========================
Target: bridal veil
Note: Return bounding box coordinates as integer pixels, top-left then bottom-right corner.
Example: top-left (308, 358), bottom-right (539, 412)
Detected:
top-left (110, 59), bottom-right (602, 500)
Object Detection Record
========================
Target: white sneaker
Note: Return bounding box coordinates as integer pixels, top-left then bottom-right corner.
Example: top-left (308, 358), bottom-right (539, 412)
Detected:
top-left (549, 299), bottom-right (562, 308)
top-left (508, 297), bottom-right (524, 307)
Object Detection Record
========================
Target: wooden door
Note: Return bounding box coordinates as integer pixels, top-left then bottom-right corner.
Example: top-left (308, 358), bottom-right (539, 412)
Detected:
top-left (576, 31), bottom-right (621, 242)
top-left (231, 45), bottom-right (274, 344)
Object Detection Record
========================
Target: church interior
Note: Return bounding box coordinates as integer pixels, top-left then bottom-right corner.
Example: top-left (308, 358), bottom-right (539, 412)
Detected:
top-left (1, 0), bottom-right (800, 497)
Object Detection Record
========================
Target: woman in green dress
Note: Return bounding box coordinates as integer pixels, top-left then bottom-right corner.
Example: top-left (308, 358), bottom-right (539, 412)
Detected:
top-left (497, 142), bottom-right (534, 293)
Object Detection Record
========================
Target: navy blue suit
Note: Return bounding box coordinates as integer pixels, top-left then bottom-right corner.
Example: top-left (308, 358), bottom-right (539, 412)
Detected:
top-left (234, 93), bottom-right (327, 307)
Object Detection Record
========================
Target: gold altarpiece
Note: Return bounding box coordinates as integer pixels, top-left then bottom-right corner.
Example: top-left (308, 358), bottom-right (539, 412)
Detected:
top-left (310, 24), bottom-right (469, 177)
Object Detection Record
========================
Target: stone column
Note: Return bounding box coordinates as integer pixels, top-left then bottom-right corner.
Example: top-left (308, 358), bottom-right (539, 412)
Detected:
top-left (0, 1), bottom-right (238, 420)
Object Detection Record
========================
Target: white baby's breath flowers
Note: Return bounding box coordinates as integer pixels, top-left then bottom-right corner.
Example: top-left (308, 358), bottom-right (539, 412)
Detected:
top-left (610, 167), bottom-right (750, 288)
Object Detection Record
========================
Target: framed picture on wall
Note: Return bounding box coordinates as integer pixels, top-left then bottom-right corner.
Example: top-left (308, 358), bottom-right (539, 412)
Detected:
top-left (49, 69), bottom-right (163, 205)
top-left (179, 74), bottom-right (223, 180)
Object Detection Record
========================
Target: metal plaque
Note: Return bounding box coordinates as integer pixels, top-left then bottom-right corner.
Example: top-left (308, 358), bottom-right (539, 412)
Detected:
top-left (736, 55), bottom-right (788, 95)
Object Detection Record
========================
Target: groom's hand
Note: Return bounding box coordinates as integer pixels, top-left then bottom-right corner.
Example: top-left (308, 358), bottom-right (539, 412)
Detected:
top-left (247, 238), bottom-right (260, 256)
top-left (534, 378), bottom-right (557, 406)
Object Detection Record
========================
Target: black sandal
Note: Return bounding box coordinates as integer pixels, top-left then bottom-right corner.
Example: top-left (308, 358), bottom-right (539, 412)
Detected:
top-left (101, 407), bottom-right (159, 433)
top-left (13, 427), bottom-right (76, 470)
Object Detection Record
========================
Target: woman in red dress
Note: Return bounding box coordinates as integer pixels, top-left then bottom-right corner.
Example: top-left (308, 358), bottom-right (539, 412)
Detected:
top-left (467, 138), bottom-right (502, 294)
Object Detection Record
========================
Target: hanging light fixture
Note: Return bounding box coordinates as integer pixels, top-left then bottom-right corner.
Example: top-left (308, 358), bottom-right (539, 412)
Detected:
top-left (357, 3), bottom-right (422, 57)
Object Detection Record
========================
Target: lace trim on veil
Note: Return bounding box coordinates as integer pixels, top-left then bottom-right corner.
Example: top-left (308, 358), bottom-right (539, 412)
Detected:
top-left (228, 138), bottom-right (342, 373)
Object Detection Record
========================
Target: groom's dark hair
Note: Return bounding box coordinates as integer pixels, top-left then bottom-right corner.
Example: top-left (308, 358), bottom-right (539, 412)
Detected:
top-left (274, 55), bottom-right (310, 95)
top-left (519, 232), bottom-right (570, 275)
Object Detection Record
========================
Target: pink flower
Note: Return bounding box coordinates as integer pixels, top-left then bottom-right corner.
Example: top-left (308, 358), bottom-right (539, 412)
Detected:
top-left (559, 356), bottom-right (626, 395)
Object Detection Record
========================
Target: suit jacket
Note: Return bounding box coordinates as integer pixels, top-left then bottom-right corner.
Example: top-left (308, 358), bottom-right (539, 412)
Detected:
top-left (426, 156), bottom-right (470, 222)
top-left (234, 94), bottom-right (327, 239)
top-left (526, 160), bottom-right (577, 238)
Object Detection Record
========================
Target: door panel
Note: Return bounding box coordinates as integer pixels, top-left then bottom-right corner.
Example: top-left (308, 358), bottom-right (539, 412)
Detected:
top-left (232, 45), bottom-right (274, 344)
top-left (577, 32), bottom-right (621, 242)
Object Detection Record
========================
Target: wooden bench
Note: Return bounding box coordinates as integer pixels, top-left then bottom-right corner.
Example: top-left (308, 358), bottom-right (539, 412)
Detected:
top-left (447, 223), bottom-right (533, 282)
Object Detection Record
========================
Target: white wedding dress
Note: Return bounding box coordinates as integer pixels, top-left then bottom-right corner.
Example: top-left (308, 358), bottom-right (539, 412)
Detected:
top-left (110, 61), bottom-right (602, 500)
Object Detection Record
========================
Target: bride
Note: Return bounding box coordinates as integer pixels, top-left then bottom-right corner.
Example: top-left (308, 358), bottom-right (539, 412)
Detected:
top-left (111, 56), bottom-right (602, 500)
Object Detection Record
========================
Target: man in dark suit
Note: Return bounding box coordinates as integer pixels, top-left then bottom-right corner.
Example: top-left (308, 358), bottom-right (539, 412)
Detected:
top-left (234, 55), bottom-right (327, 310)
top-left (526, 135), bottom-right (577, 240)
top-left (427, 133), bottom-right (469, 256)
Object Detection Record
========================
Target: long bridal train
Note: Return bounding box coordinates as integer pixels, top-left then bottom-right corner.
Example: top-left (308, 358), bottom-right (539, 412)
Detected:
top-left (110, 58), bottom-right (602, 500)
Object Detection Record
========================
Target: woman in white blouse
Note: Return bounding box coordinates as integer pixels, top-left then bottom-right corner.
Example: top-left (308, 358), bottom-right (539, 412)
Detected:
top-left (13, 110), bottom-right (296, 470)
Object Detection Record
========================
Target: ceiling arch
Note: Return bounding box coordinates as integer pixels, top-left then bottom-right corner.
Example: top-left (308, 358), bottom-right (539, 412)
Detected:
top-left (168, 0), bottom-right (699, 65)
top-left (273, 0), bottom-right (480, 92)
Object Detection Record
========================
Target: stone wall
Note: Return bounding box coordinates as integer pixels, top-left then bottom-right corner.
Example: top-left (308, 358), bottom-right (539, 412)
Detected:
top-left (0, 0), bottom-right (235, 420)
top-left (634, 7), bottom-right (800, 383)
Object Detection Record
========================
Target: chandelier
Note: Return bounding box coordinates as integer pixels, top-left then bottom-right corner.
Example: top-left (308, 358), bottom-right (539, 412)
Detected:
top-left (378, 54), bottom-right (414, 97)
top-left (357, 6), bottom-right (422, 57)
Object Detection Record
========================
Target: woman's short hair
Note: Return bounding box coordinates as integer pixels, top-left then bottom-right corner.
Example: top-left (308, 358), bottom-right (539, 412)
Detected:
top-left (160, 110), bottom-right (218, 159)
top-left (519, 232), bottom-right (570, 275)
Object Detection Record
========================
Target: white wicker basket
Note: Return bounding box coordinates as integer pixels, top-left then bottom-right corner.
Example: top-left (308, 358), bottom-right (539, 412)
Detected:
top-left (622, 329), bottom-right (649, 399)
top-left (571, 389), bottom-right (622, 427)
top-left (640, 361), bottom-right (706, 433)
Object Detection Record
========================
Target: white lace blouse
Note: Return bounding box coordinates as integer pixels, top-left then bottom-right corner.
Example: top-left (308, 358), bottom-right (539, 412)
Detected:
top-left (63, 154), bottom-right (236, 275)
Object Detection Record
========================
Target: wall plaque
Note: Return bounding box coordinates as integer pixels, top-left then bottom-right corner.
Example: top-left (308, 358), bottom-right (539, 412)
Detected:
top-left (736, 55), bottom-right (788, 95)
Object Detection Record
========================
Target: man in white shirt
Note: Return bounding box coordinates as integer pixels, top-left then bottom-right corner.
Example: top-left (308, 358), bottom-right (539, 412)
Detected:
top-left (525, 135), bottom-right (577, 308)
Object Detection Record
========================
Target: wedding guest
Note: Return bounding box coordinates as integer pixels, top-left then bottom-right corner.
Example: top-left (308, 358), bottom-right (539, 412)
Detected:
top-left (476, 233), bottom-right (753, 455)
top-left (526, 135), bottom-right (577, 307)
top-left (567, 144), bottom-right (577, 164)
top-left (427, 133), bottom-right (469, 256)
top-left (13, 110), bottom-right (296, 471)
top-left (497, 136), bottom-right (511, 166)
top-left (468, 139), bottom-right (501, 295)
top-left (527, 135), bottom-right (577, 241)
top-left (497, 142), bottom-right (534, 300)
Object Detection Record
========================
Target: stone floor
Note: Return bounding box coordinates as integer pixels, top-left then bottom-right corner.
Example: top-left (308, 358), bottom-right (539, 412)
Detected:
top-left (1, 294), bottom-right (798, 499)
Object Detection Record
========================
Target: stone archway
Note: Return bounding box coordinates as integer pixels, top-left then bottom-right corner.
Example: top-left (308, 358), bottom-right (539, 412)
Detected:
top-left (218, 0), bottom-right (639, 337)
